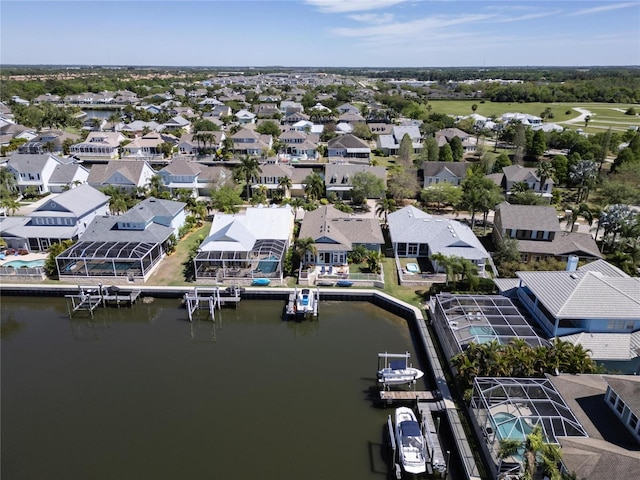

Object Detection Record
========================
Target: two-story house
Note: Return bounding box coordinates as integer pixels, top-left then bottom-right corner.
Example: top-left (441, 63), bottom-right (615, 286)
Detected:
top-left (377, 125), bottom-right (423, 156)
top-left (327, 134), bottom-right (371, 163)
top-left (422, 161), bottom-right (472, 187)
top-left (56, 197), bottom-right (187, 283)
top-left (435, 128), bottom-right (477, 154)
top-left (5, 153), bottom-right (79, 195)
top-left (501, 164), bottom-right (553, 199)
top-left (324, 164), bottom-right (386, 200)
top-left (231, 129), bottom-right (272, 156)
top-left (277, 130), bottom-right (319, 161)
top-left (70, 131), bottom-right (126, 159)
top-left (0, 184), bottom-right (110, 252)
top-left (157, 159), bottom-right (233, 197)
top-left (251, 163), bottom-right (314, 199)
top-left (87, 160), bottom-right (156, 193)
top-left (492, 202), bottom-right (602, 263)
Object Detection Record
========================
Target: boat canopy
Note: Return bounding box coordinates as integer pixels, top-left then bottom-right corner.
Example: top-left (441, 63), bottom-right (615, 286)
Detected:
top-left (399, 421), bottom-right (422, 437)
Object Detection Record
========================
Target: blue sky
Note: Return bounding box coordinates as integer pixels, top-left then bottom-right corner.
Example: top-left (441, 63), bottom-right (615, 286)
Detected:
top-left (1, 0), bottom-right (639, 67)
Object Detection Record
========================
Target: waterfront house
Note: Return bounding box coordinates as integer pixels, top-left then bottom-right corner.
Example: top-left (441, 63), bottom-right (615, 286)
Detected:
top-left (514, 259), bottom-right (640, 370)
top-left (17, 130), bottom-right (79, 155)
top-left (327, 134), bottom-right (371, 163)
top-left (194, 206), bottom-right (294, 283)
top-left (388, 205), bottom-right (490, 275)
top-left (297, 204), bottom-right (384, 270)
top-left (0, 184), bottom-right (110, 252)
top-left (492, 202), bottom-right (601, 263)
top-left (56, 197), bottom-right (186, 283)
top-left (70, 131), bottom-right (126, 160)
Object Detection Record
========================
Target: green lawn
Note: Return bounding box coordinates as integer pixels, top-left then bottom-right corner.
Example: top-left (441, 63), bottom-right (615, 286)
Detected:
top-left (380, 257), bottom-right (430, 307)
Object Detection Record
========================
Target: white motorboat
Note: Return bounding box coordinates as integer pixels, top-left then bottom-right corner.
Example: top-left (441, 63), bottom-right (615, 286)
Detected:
top-left (395, 407), bottom-right (427, 475)
top-left (295, 288), bottom-right (315, 316)
top-left (377, 352), bottom-right (424, 386)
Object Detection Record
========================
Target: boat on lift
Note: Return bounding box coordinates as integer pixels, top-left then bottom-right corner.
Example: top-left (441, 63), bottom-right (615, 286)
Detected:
top-left (295, 288), bottom-right (316, 317)
top-left (395, 407), bottom-right (427, 475)
top-left (377, 352), bottom-right (424, 387)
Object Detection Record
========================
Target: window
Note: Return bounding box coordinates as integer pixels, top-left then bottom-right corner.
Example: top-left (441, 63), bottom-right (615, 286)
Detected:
top-left (616, 401), bottom-right (624, 414)
top-left (408, 244), bottom-right (418, 256)
top-left (630, 413), bottom-right (638, 431)
top-left (609, 391), bottom-right (618, 406)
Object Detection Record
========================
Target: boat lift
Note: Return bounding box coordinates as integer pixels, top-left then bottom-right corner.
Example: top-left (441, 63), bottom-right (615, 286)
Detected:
top-left (387, 414), bottom-right (402, 479)
top-left (377, 352), bottom-right (420, 390)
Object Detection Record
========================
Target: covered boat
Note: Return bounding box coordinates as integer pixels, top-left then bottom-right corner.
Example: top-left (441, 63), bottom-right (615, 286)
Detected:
top-left (377, 352), bottom-right (424, 387)
top-left (395, 407), bottom-right (427, 475)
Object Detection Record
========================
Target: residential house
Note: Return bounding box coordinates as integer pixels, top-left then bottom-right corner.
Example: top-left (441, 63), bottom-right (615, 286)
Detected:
top-left (422, 161), bottom-right (472, 187)
top-left (162, 115), bottom-right (191, 134)
top-left (336, 103), bottom-right (360, 115)
top-left (5, 153), bottom-right (79, 195)
top-left (501, 112), bottom-right (543, 128)
top-left (297, 204), bottom-right (384, 269)
top-left (87, 160), bottom-right (156, 193)
top-left (17, 130), bottom-right (79, 155)
top-left (337, 111), bottom-right (366, 126)
top-left (0, 184), bottom-right (110, 252)
top-left (235, 109), bottom-right (256, 124)
top-left (177, 131), bottom-right (225, 156)
top-left (283, 111), bottom-right (310, 125)
top-left (514, 260), bottom-right (640, 370)
top-left (277, 130), bottom-right (319, 161)
top-left (254, 103), bottom-right (280, 118)
top-left (377, 125), bottom-right (423, 156)
top-left (388, 205), bottom-right (490, 275)
top-left (500, 164), bottom-right (553, 199)
top-left (547, 374), bottom-right (640, 480)
top-left (435, 128), bottom-right (477, 154)
top-left (48, 163), bottom-right (90, 193)
top-left (70, 131), bottom-right (126, 159)
top-left (120, 131), bottom-right (176, 160)
top-left (157, 158), bottom-right (233, 197)
top-left (56, 197), bottom-right (187, 283)
top-left (194, 206), bottom-right (294, 282)
top-left (324, 164), bottom-right (386, 200)
top-left (492, 202), bottom-right (602, 263)
top-left (327, 134), bottom-right (371, 163)
top-left (280, 100), bottom-right (303, 116)
top-left (118, 120), bottom-right (162, 136)
top-left (231, 128), bottom-right (272, 156)
top-left (251, 163), bottom-right (314, 199)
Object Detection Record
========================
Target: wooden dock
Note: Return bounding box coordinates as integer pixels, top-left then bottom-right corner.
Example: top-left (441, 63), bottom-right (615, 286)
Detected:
top-left (379, 390), bottom-right (435, 402)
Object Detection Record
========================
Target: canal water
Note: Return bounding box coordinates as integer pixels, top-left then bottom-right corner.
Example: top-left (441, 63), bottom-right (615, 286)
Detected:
top-left (1, 296), bottom-right (431, 480)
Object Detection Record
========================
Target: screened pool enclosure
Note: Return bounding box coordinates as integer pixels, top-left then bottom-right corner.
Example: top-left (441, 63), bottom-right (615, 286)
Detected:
top-left (56, 240), bottom-right (163, 281)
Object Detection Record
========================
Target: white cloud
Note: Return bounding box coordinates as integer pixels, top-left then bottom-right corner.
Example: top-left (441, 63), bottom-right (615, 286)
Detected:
top-left (348, 13), bottom-right (395, 24)
top-left (569, 1), bottom-right (638, 16)
top-left (305, 0), bottom-right (408, 13)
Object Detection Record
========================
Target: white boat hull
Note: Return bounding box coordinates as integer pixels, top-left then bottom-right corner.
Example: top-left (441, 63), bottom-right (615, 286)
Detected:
top-left (378, 367), bottom-right (424, 386)
top-left (395, 407), bottom-right (427, 475)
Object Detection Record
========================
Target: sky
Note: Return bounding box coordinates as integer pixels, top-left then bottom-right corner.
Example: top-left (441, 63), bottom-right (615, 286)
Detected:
top-left (1, 0), bottom-right (639, 67)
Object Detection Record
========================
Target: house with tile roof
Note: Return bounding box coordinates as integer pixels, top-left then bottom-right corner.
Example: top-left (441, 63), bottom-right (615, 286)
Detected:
top-left (0, 184), bottom-right (110, 252)
top-left (388, 205), bottom-right (491, 275)
top-left (5, 153), bottom-right (79, 195)
top-left (493, 202), bottom-right (602, 263)
top-left (515, 259), bottom-right (640, 369)
top-left (87, 160), bottom-right (155, 193)
top-left (56, 197), bottom-right (186, 283)
top-left (297, 205), bottom-right (384, 269)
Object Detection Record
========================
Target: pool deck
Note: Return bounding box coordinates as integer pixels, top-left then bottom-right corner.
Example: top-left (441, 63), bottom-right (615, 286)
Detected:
top-left (0, 252), bottom-right (48, 267)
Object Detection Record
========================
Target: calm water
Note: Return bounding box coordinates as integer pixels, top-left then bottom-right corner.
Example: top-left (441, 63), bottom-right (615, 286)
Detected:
top-left (1, 296), bottom-right (429, 480)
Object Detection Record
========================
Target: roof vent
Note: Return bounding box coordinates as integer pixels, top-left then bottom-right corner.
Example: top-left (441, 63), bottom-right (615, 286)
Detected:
top-left (569, 273), bottom-right (578, 279)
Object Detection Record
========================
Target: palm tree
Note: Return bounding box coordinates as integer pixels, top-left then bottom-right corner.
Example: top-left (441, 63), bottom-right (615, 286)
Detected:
top-left (235, 155), bottom-right (261, 201)
top-left (278, 175), bottom-right (292, 199)
top-left (429, 252), bottom-right (452, 284)
top-left (536, 162), bottom-right (555, 190)
top-left (302, 172), bottom-right (324, 202)
top-left (567, 203), bottom-right (593, 232)
top-left (0, 196), bottom-right (20, 216)
top-left (511, 181), bottom-right (530, 194)
top-left (375, 197), bottom-right (397, 227)
top-left (108, 195), bottom-right (127, 215)
top-left (294, 237), bottom-right (317, 271)
top-left (0, 169), bottom-right (18, 197)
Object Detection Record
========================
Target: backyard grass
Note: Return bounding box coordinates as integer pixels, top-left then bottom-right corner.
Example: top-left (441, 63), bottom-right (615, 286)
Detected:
top-left (380, 256), bottom-right (430, 307)
top-left (146, 221), bottom-right (211, 286)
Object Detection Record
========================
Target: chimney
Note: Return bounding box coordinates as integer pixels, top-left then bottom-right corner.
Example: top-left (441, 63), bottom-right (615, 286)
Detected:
top-left (566, 255), bottom-right (579, 272)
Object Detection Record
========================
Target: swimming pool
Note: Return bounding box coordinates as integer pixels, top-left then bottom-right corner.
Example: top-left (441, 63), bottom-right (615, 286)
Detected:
top-left (468, 325), bottom-right (498, 343)
top-left (2, 259), bottom-right (45, 268)
top-left (491, 412), bottom-right (534, 441)
top-left (406, 262), bottom-right (420, 273)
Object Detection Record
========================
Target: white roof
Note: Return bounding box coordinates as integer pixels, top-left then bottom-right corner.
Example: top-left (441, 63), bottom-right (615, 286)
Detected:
top-left (560, 331), bottom-right (640, 361)
top-left (200, 206), bottom-right (293, 253)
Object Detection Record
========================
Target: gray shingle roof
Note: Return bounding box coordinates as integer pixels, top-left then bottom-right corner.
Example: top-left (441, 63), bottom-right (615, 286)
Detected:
top-left (35, 184), bottom-right (109, 217)
top-left (495, 201), bottom-right (561, 232)
top-left (515, 232), bottom-right (602, 258)
top-left (48, 164), bottom-right (88, 184)
top-left (80, 216), bottom-right (174, 244)
top-left (604, 375), bottom-right (640, 414)
top-left (422, 161), bottom-right (471, 178)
